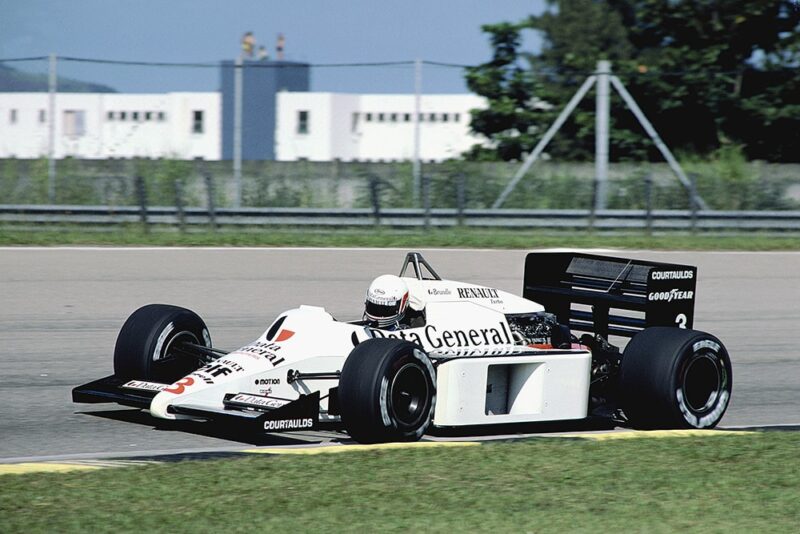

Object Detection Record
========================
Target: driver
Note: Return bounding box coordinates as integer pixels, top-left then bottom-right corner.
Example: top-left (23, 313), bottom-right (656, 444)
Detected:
top-left (364, 274), bottom-right (411, 329)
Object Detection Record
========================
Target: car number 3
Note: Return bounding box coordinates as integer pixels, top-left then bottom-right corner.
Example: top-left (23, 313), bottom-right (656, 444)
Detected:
top-left (165, 376), bottom-right (194, 394)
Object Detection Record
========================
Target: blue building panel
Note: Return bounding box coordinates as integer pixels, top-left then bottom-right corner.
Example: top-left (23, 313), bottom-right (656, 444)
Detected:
top-left (221, 60), bottom-right (310, 160)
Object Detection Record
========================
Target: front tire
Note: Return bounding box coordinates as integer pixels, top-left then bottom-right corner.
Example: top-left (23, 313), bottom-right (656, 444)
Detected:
top-left (338, 339), bottom-right (436, 444)
top-left (619, 327), bottom-right (732, 429)
top-left (113, 304), bottom-right (211, 383)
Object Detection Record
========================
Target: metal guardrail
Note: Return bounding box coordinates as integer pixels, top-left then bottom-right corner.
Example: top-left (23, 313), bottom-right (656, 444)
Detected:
top-left (2, 204), bottom-right (800, 231)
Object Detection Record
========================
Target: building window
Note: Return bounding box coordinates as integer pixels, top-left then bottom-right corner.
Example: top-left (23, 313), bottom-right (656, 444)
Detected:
top-left (297, 110), bottom-right (309, 134)
top-left (120, 111), bottom-right (127, 121)
top-left (9, 109), bottom-right (18, 124)
top-left (428, 113), bottom-right (437, 122)
top-left (390, 113), bottom-right (398, 122)
top-left (192, 110), bottom-right (204, 134)
top-left (351, 112), bottom-right (359, 133)
top-left (454, 113), bottom-right (461, 122)
top-left (403, 113), bottom-right (411, 122)
top-left (157, 111), bottom-right (166, 121)
top-left (418, 113), bottom-right (424, 122)
top-left (145, 111), bottom-right (153, 121)
top-left (39, 109), bottom-right (46, 123)
top-left (107, 111), bottom-right (114, 121)
top-left (365, 113), bottom-right (372, 122)
top-left (63, 110), bottom-right (86, 137)
top-left (378, 113), bottom-right (385, 122)
top-left (441, 113), bottom-right (449, 122)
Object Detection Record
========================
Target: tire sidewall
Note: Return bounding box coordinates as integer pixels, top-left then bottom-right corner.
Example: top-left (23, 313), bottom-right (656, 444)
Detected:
top-left (339, 339), bottom-right (436, 443)
top-left (114, 304), bottom-right (210, 383)
top-left (620, 327), bottom-right (732, 429)
top-left (668, 335), bottom-right (732, 429)
top-left (377, 346), bottom-right (437, 440)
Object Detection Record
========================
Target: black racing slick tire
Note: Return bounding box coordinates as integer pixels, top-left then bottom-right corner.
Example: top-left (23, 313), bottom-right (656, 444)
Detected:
top-left (338, 339), bottom-right (436, 444)
top-left (113, 304), bottom-right (211, 383)
top-left (619, 327), bottom-right (732, 429)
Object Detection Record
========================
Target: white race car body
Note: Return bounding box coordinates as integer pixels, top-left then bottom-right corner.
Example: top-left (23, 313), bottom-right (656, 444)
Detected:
top-left (145, 277), bottom-right (590, 429)
top-left (75, 251), bottom-right (731, 439)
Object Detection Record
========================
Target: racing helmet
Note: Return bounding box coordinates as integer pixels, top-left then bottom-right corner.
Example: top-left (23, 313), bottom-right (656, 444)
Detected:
top-left (364, 274), bottom-right (410, 328)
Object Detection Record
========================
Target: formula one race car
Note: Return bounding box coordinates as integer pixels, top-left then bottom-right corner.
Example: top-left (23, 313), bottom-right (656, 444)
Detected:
top-left (73, 252), bottom-right (732, 443)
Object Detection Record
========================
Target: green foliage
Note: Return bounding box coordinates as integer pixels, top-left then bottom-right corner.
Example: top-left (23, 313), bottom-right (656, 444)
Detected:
top-left (141, 159), bottom-right (194, 207)
top-left (467, 0), bottom-right (800, 162)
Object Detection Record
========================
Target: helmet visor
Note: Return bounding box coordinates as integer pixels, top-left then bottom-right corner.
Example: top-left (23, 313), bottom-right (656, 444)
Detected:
top-left (365, 300), bottom-right (402, 321)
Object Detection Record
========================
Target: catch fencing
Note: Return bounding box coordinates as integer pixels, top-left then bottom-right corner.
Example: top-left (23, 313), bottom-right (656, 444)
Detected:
top-left (1, 158), bottom-right (799, 232)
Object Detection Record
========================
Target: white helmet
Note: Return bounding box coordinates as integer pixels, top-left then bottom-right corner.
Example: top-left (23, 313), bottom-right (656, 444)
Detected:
top-left (365, 274), bottom-right (410, 328)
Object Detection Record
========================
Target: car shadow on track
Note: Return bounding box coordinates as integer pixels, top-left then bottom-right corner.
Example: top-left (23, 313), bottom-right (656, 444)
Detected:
top-left (78, 408), bottom-right (347, 446)
top-left (428, 417), bottom-right (619, 440)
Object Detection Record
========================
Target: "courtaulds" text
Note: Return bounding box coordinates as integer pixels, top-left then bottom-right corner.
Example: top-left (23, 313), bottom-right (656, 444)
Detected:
top-left (370, 322), bottom-right (513, 349)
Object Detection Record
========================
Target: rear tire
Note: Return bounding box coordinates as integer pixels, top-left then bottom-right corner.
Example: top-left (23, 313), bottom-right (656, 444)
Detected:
top-left (113, 304), bottom-right (211, 383)
top-left (338, 338), bottom-right (436, 444)
top-left (619, 327), bottom-right (732, 429)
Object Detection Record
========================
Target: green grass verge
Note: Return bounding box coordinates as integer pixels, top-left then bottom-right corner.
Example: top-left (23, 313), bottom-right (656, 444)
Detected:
top-left (2, 433), bottom-right (798, 532)
top-left (2, 225), bottom-right (800, 250)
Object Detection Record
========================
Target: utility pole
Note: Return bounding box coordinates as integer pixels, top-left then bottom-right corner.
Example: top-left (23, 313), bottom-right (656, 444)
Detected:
top-left (233, 56), bottom-right (243, 209)
top-left (412, 58), bottom-right (422, 207)
top-left (594, 60), bottom-right (611, 211)
top-left (47, 53), bottom-right (57, 203)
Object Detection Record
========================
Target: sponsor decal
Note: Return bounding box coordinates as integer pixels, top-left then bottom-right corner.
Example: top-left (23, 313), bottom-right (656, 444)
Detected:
top-left (677, 389), bottom-right (729, 428)
top-left (490, 299), bottom-right (504, 306)
top-left (457, 287), bottom-right (500, 299)
top-left (373, 288), bottom-right (386, 295)
top-left (235, 341), bottom-right (286, 366)
top-left (191, 359), bottom-right (245, 384)
top-left (651, 270), bottom-right (694, 280)
top-left (275, 329), bottom-right (295, 342)
top-left (367, 321), bottom-right (513, 349)
top-left (264, 418), bottom-right (314, 431)
top-left (427, 288), bottom-right (452, 296)
top-left (647, 289), bottom-right (694, 302)
top-left (255, 378), bottom-right (280, 386)
top-left (231, 394), bottom-right (289, 409)
top-left (122, 380), bottom-right (167, 392)
top-left (693, 339), bottom-right (721, 353)
top-left (152, 322), bottom-right (174, 362)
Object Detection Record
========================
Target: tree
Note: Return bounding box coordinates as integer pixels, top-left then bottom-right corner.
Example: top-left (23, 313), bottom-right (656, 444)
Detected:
top-left (466, 0), bottom-right (800, 162)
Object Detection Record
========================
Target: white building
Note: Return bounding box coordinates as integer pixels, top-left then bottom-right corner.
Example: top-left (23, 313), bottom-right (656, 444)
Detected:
top-left (0, 90), bottom-right (487, 162)
top-left (275, 92), bottom-right (487, 162)
top-left (0, 92), bottom-right (220, 160)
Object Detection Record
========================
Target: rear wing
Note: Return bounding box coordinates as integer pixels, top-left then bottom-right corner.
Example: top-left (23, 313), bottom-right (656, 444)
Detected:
top-left (523, 252), bottom-right (697, 338)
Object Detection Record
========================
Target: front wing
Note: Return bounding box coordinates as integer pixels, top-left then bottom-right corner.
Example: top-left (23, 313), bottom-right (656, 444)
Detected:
top-left (72, 376), bottom-right (321, 433)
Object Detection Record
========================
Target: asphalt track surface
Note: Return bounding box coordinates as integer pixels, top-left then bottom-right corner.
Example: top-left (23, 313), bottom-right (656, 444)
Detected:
top-left (1, 247), bottom-right (799, 461)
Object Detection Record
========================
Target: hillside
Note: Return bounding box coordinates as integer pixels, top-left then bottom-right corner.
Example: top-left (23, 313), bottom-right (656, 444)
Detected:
top-left (0, 64), bottom-right (116, 92)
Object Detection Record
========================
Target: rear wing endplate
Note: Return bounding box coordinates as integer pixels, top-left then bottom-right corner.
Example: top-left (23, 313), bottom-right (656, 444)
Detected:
top-left (523, 252), bottom-right (697, 338)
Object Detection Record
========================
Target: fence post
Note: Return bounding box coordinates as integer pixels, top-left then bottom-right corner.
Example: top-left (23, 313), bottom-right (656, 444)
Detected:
top-left (134, 169), bottom-right (149, 234)
top-left (369, 175), bottom-right (381, 227)
top-left (644, 172), bottom-right (653, 236)
top-left (197, 157), bottom-right (216, 231)
top-left (456, 171), bottom-right (466, 226)
top-left (588, 180), bottom-right (598, 230)
top-left (423, 171), bottom-right (431, 230)
top-left (689, 173), bottom-right (698, 233)
top-left (175, 176), bottom-right (186, 234)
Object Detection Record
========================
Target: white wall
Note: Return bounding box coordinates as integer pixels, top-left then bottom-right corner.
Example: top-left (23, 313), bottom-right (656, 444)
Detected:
top-left (275, 92), bottom-right (487, 162)
top-left (0, 92), bottom-right (220, 160)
